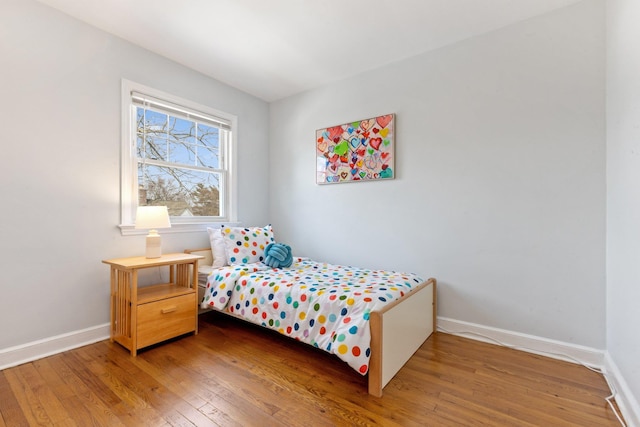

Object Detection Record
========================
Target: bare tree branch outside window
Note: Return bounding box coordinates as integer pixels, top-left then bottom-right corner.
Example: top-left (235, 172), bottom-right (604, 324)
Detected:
top-left (136, 107), bottom-right (222, 217)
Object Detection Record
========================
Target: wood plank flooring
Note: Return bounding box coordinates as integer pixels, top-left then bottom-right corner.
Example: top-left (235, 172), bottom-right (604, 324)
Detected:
top-left (0, 311), bottom-right (624, 426)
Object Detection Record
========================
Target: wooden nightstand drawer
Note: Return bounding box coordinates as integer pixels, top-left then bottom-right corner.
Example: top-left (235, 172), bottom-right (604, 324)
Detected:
top-left (137, 293), bottom-right (196, 349)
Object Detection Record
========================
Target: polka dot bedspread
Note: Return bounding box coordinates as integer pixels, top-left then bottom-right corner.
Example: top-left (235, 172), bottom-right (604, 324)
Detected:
top-left (201, 257), bottom-right (424, 375)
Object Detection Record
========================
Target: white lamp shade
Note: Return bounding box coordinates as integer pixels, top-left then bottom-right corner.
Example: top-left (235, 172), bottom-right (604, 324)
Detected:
top-left (135, 206), bottom-right (171, 230)
top-left (135, 206), bottom-right (171, 258)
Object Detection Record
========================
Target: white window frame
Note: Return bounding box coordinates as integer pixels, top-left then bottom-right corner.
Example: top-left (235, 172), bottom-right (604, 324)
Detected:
top-left (119, 79), bottom-right (237, 235)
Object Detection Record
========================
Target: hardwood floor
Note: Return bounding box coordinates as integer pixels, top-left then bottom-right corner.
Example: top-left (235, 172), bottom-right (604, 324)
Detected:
top-left (0, 311), bottom-right (624, 426)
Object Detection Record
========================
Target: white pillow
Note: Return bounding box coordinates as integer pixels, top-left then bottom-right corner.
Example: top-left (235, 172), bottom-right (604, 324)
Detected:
top-left (221, 224), bottom-right (275, 265)
top-left (207, 227), bottom-right (228, 268)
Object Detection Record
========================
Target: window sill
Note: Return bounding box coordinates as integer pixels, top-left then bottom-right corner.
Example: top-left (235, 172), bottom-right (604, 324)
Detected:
top-left (119, 221), bottom-right (240, 236)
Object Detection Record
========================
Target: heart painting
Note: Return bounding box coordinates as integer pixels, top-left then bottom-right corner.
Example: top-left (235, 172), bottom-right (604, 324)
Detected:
top-left (316, 113), bottom-right (394, 184)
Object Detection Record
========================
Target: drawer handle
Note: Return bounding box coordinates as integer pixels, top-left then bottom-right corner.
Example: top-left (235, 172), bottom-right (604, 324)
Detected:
top-left (161, 306), bottom-right (177, 314)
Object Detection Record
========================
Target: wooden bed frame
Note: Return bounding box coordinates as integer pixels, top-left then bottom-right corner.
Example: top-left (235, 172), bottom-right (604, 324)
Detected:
top-left (185, 248), bottom-right (436, 397)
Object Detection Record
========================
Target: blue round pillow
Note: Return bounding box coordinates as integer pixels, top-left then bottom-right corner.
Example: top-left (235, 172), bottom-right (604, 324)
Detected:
top-left (263, 243), bottom-right (293, 268)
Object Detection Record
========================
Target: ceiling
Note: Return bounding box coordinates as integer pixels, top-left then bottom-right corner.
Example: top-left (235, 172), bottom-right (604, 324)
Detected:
top-left (36, 0), bottom-right (584, 102)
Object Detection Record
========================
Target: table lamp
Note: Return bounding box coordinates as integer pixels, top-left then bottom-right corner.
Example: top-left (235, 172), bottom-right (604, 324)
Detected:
top-left (135, 206), bottom-right (171, 258)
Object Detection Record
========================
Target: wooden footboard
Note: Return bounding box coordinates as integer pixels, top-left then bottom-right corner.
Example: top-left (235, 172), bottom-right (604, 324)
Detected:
top-left (368, 278), bottom-right (436, 397)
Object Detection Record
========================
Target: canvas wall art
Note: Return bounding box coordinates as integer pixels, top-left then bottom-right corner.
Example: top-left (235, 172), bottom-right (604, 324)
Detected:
top-left (316, 113), bottom-right (395, 184)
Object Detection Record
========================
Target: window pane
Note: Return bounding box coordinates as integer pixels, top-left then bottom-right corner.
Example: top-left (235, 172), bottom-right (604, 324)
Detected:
top-left (197, 145), bottom-right (219, 169)
top-left (198, 123), bottom-right (219, 147)
top-left (136, 135), bottom-right (145, 158)
top-left (197, 124), bottom-right (220, 168)
top-left (137, 109), bottom-right (222, 168)
top-left (136, 108), bottom-right (145, 132)
top-left (170, 117), bottom-right (195, 145)
top-left (147, 136), bottom-right (167, 161)
top-left (138, 163), bottom-right (221, 217)
top-left (168, 139), bottom-right (195, 165)
top-left (143, 109), bottom-right (167, 133)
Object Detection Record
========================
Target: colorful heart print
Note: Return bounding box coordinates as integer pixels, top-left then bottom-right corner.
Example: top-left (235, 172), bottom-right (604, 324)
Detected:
top-left (359, 119), bottom-right (375, 131)
top-left (318, 114), bottom-right (393, 183)
top-left (376, 115), bottom-right (393, 129)
top-left (370, 138), bottom-right (382, 151)
top-left (327, 126), bottom-right (343, 141)
top-left (364, 155), bottom-right (377, 169)
top-left (334, 140), bottom-right (349, 156)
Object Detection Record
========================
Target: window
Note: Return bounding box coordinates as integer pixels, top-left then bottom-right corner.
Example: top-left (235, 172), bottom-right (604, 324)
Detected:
top-left (120, 80), bottom-right (236, 233)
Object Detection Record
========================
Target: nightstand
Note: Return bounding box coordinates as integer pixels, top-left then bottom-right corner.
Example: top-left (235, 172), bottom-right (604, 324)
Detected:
top-left (102, 253), bottom-right (204, 356)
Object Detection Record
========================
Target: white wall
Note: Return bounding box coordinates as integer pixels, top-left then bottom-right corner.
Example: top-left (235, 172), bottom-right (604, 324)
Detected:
top-left (0, 0), bottom-right (269, 349)
top-left (270, 0), bottom-right (606, 348)
top-left (606, 0), bottom-right (640, 419)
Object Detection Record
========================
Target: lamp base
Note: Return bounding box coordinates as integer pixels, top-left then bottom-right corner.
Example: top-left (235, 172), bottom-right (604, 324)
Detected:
top-left (145, 231), bottom-right (162, 258)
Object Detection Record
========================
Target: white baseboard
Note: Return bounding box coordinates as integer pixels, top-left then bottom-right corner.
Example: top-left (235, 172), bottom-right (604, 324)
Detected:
top-left (604, 352), bottom-right (640, 427)
top-left (437, 316), bottom-right (605, 368)
top-left (0, 323), bottom-right (110, 371)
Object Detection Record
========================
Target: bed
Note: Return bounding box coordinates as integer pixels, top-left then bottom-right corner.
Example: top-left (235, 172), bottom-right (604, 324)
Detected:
top-left (186, 246), bottom-right (436, 397)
